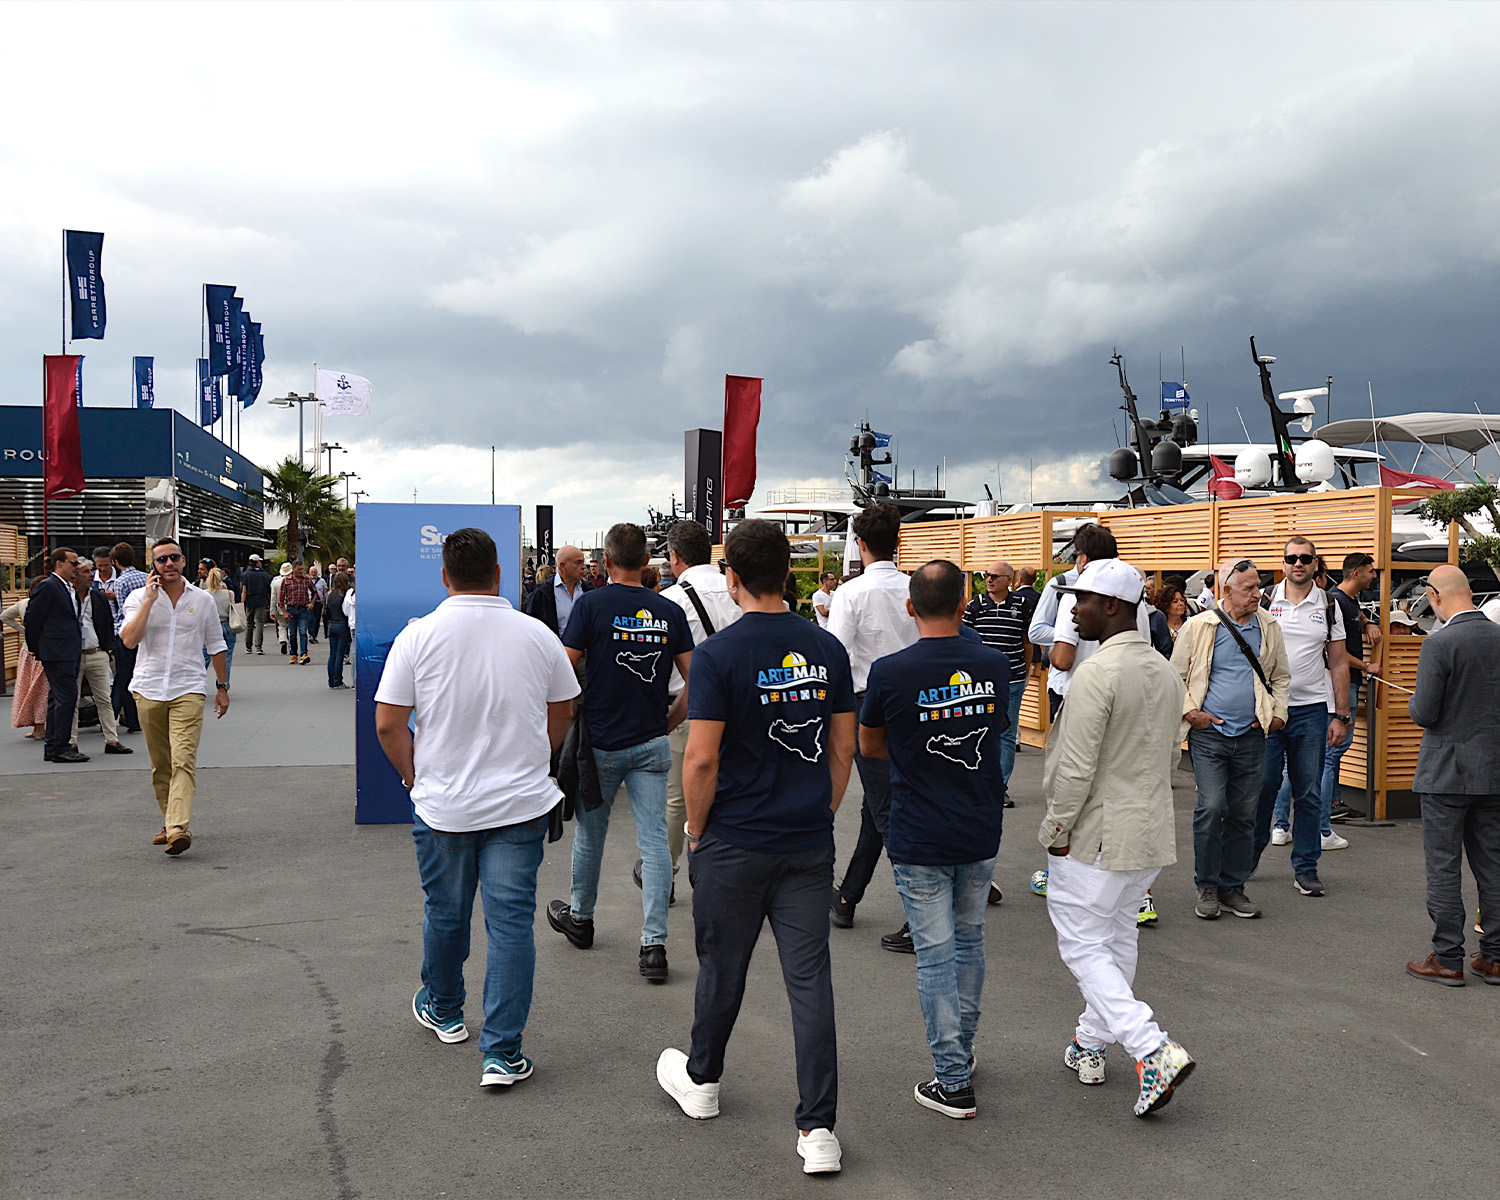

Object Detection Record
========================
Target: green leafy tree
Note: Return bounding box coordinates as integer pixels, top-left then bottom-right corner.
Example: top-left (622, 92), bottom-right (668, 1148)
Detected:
top-left (1414, 484), bottom-right (1500, 570)
top-left (257, 457), bottom-right (341, 565)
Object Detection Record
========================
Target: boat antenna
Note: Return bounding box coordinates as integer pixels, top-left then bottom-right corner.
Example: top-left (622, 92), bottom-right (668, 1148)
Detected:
top-left (1235, 407), bottom-right (1253, 442)
top-left (1111, 419), bottom-right (1122, 447)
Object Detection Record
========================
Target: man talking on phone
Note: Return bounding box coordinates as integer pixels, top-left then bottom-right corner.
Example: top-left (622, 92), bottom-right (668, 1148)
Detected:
top-left (119, 537), bottom-right (230, 856)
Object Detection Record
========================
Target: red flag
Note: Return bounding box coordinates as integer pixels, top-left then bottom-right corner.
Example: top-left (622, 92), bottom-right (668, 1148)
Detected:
top-left (43, 354), bottom-right (85, 499)
top-left (1379, 464), bottom-right (1455, 490)
top-left (1208, 455), bottom-right (1243, 500)
top-left (722, 374), bottom-right (761, 509)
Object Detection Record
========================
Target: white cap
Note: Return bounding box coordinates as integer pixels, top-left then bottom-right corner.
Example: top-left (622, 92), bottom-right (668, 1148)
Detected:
top-left (1057, 558), bottom-right (1146, 604)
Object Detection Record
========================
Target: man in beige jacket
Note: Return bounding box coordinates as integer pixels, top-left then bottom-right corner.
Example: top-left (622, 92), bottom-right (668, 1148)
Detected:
top-left (1039, 559), bottom-right (1194, 1118)
top-left (1170, 559), bottom-right (1290, 920)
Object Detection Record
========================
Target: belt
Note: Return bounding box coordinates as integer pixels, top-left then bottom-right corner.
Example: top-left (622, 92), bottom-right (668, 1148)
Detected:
top-left (83, 647), bottom-right (106, 654)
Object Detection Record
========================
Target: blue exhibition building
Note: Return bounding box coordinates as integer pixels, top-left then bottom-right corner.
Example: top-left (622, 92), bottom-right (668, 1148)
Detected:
top-left (0, 406), bottom-right (268, 570)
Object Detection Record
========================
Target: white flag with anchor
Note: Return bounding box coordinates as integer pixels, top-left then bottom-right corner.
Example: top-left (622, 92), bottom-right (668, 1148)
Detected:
top-left (316, 368), bottom-right (372, 416)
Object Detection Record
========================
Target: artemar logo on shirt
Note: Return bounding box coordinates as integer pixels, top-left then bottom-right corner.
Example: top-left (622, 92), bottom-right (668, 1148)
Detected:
top-left (613, 608), bottom-right (670, 644)
top-left (757, 651), bottom-right (830, 706)
top-left (917, 670), bottom-right (997, 722)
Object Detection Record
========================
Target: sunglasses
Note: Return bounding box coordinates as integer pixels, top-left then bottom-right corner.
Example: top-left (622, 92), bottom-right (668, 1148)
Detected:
top-left (1284, 553), bottom-right (1316, 566)
top-left (985, 573), bottom-right (1010, 581)
top-left (154, 553), bottom-right (184, 564)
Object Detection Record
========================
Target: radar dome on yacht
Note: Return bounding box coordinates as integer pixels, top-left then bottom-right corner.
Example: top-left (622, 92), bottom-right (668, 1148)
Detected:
top-left (1294, 439), bottom-right (1336, 484)
top-left (1235, 449), bottom-right (1273, 488)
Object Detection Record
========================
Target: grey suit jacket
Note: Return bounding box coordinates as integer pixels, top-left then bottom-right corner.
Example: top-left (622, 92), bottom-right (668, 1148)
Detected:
top-left (1409, 610), bottom-right (1500, 795)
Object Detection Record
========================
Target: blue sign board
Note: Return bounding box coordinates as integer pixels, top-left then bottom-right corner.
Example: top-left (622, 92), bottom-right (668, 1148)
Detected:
top-left (0, 406), bottom-right (261, 510)
top-left (353, 503), bottom-right (523, 824)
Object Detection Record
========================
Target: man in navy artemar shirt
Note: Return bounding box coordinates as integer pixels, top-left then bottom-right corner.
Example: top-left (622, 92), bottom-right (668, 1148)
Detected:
top-left (861, 559), bottom-right (1009, 1120)
top-left (655, 520), bottom-right (856, 1176)
top-left (547, 523), bottom-right (693, 982)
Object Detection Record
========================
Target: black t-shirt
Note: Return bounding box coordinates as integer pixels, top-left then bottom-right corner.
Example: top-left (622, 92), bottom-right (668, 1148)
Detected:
top-left (860, 636), bottom-right (1010, 866)
top-left (687, 611), bottom-right (856, 854)
top-left (1332, 587), bottom-right (1364, 686)
top-left (562, 584), bottom-right (692, 750)
top-left (240, 567), bottom-right (272, 607)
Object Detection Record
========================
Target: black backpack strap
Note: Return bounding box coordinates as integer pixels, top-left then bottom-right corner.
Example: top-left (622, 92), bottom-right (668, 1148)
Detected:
top-left (1216, 613), bottom-right (1272, 694)
top-left (679, 579), bottom-right (715, 639)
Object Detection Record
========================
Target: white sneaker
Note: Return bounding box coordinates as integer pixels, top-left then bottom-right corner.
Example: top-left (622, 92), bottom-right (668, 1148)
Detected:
top-left (1270, 827), bottom-right (1292, 846)
top-left (1321, 831), bottom-right (1350, 850)
top-left (796, 1127), bottom-right (842, 1174)
top-left (656, 1048), bottom-right (719, 1119)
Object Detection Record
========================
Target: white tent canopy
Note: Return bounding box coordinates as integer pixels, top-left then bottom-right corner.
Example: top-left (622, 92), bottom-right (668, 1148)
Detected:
top-left (1315, 412), bottom-right (1500, 455)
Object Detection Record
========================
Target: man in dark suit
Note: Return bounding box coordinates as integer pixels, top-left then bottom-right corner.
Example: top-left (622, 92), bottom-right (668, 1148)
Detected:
top-left (70, 557), bottom-right (132, 756)
top-left (1405, 565), bottom-right (1500, 986)
top-left (24, 546), bottom-right (89, 763)
top-left (523, 544), bottom-right (590, 636)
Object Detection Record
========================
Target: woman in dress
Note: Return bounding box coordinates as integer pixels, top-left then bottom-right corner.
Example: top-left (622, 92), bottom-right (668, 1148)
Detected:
top-left (205, 567), bottom-right (236, 684)
top-left (3, 577), bottom-right (50, 739)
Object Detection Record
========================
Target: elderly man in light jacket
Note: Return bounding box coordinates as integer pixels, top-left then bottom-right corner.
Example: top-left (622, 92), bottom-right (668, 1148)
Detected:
top-left (1039, 559), bottom-right (1194, 1119)
top-left (1170, 558), bottom-right (1290, 921)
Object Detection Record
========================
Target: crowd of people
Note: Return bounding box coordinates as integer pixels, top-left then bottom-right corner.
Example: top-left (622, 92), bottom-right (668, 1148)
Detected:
top-left (7, 539), bottom-right (357, 853)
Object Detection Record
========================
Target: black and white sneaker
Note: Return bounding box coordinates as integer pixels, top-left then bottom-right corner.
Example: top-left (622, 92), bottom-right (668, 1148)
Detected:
top-left (914, 1078), bottom-right (976, 1119)
top-left (1293, 872), bottom-right (1326, 897)
top-left (1328, 802), bottom-right (1365, 823)
top-left (880, 923), bottom-right (915, 954)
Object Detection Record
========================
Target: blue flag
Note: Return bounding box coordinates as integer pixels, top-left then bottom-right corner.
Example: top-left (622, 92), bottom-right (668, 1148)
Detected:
top-left (871, 430), bottom-right (892, 447)
top-left (1161, 381), bottom-right (1191, 409)
top-left (133, 357), bottom-right (155, 409)
top-left (872, 469), bottom-right (893, 484)
top-left (228, 301), bottom-right (250, 397)
top-left (244, 321), bottom-right (264, 407)
top-left (64, 230), bottom-right (106, 340)
top-left (198, 358), bottom-right (222, 426)
top-left (75, 357), bottom-right (85, 407)
top-left (205, 284), bottom-right (238, 375)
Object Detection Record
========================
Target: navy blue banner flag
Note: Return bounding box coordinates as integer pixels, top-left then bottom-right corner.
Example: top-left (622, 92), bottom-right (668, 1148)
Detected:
top-left (205, 284), bottom-right (237, 375)
top-left (246, 321), bottom-right (265, 406)
top-left (872, 430), bottom-right (892, 447)
top-left (228, 301), bottom-right (250, 397)
top-left (198, 358), bottom-right (222, 426)
top-left (75, 356), bottom-right (85, 407)
top-left (133, 356), bottom-right (155, 409)
top-left (65, 230), bottom-right (106, 340)
top-left (1161, 381), bottom-right (1191, 409)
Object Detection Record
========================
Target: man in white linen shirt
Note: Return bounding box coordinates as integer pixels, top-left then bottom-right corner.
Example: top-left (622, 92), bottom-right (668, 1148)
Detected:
top-left (648, 520), bottom-right (742, 889)
top-left (375, 528), bottom-right (579, 1090)
top-left (827, 502), bottom-right (919, 947)
top-left (119, 538), bottom-right (229, 856)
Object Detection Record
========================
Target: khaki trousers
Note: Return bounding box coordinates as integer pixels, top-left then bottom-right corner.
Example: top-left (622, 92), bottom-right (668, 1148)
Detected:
top-left (135, 692), bottom-right (206, 838)
top-left (666, 720), bottom-right (689, 871)
top-left (72, 649), bottom-right (119, 744)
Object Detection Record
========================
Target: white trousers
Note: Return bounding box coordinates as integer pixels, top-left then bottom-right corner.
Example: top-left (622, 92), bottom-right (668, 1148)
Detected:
top-left (1045, 853), bottom-right (1165, 1061)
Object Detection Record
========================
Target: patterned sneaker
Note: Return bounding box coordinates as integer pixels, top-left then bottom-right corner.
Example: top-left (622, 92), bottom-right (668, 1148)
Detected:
top-left (412, 986), bottom-right (468, 1043)
top-left (1137, 895), bottom-right (1158, 925)
top-left (480, 1051), bottom-right (533, 1087)
top-left (1133, 1039), bottom-right (1195, 1116)
top-left (1030, 868), bottom-right (1049, 897)
top-left (1064, 1039), bottom-right (1106, 1085)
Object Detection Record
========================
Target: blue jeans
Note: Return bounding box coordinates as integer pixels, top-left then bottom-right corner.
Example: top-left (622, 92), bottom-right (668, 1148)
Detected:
top-left (999, 675), bottom-right (1026, 785)
top-left (1272, 768), bottom-right (1332, 838)
top-left (1256, 703), bottom-right (1329, 876)
top-left (1319, 680), bottom-right (1361, 820)
top-left (570, 735), bottom-right (672, 945)
top-left (204, 619), bottom-right (235, 684)
top-left (1189, 727), bottom-right (1265, 892)
top-left (412, 813), bottom-right (547, 1057)
top-left (892, 857), bottom-right (994, 1090)
top-left (286, 605), bottom-right (310, 656)
top-left (326, 621), bottom-right (350, 686)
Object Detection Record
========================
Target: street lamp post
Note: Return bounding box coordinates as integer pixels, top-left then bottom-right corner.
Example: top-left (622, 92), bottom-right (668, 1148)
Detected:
top-left (268, 393), bottom-right (322, 467)
top-left (319, 442), bottom-right (345, 475)
top-left (351, 489), bottom-right (368, 506)
top-left (337, 471), bottom-right (359, 505)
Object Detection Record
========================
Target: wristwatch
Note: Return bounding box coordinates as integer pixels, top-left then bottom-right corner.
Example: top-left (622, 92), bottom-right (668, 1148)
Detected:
top-left (216, 682), bottom-right (230, 691)
top-left (1332, 713), bottom-right (1350, 724)
top-left (684, 821), bottom-right (702, 842)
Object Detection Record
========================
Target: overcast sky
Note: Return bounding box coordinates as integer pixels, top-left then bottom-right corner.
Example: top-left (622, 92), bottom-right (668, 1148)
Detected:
top-left (3, 1), bottom-right (1498, 544)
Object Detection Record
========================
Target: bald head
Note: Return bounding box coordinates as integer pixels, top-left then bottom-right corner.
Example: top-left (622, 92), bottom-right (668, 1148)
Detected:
top-left (556, 545), bottom-right (586, 587)
top-left (985, 559), bottom-right (1013, 600)
top-left (1426, 565), bottom-right (1474, 620)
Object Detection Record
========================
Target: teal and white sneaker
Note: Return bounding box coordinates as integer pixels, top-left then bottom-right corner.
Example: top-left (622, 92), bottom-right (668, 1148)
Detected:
top-left (1064, 1039), bottom-right (1106, 1084)
top-left (481, 1051), bottom-right (534, 1087)
top-left (1133, 1039), bottom-right (1194, 1116)
top-left (412, 986), bottom-right (468, 1044)
top-left (1030, 868), bottom-right (1049, 897)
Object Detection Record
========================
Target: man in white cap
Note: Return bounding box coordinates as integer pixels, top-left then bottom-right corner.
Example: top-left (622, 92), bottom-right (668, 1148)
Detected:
top-left (240, 554), bottom-right (273, 655)
top-left (1039, 558), bottom-right (1195, 1117)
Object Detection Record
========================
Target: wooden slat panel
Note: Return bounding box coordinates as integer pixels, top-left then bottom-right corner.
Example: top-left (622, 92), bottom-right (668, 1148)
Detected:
top-left (1210, 491), bottom-right (1383, 569)
top-left (1097, 508), bottom-right (1214, 571)
top-left (896, 523), bottom-right (965, 570)
top-left (963, 513), bottom-right (1050, 572)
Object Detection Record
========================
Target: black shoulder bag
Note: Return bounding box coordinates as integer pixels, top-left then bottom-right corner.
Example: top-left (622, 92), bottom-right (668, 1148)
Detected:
top-left (1216, 613), bottom-right (1271, 693)
top-left (679, 580), bottom-right (716, 640)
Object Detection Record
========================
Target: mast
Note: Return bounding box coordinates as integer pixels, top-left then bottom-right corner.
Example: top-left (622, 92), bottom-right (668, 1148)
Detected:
top-left (1250, 336), bottom-right (1298, 488)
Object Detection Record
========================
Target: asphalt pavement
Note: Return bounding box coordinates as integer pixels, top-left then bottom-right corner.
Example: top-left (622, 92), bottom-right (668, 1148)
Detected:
top-left (2, 639), bottom-right (1496, 1200)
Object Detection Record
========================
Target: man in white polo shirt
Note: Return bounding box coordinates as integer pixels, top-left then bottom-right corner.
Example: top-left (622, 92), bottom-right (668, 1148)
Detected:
top-left (1252, 536), bottom-right (1354, 897)
top-left (375, 527), bottom-right (579, 1089)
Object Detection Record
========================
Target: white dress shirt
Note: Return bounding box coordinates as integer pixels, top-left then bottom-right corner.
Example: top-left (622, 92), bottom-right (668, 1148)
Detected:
top-left (826, 559), bottom-right (918, 692)
top-left (122, 582), bottom-right (228, 702)
top-left (553, 572), bottom-right (583, 635)
top-left (661, 562), bottom-right (743, 695)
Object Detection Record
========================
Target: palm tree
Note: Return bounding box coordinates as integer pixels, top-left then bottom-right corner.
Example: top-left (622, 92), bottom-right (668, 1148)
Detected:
top-left (258, 457), bottom-right (340, 564)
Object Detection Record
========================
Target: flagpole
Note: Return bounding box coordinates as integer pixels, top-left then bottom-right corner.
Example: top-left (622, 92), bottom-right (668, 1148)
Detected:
top-left (61, 230), bottom-right (67, 354)
top-left (41, 355), bottom-right (49, 553)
